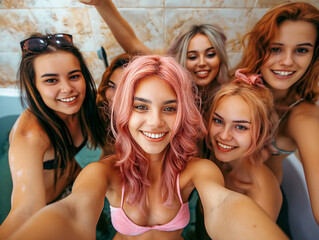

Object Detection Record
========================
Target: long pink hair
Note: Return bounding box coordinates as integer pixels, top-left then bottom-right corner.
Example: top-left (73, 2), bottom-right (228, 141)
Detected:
top-left (111, 55), bottom-right (206, 210)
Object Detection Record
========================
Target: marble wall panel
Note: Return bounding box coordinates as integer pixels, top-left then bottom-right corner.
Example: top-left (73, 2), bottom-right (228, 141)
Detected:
top-left (256, 0), bottom-right (319, 8)
top-left (0, 0), bottom-right (318, 88)
top-left (165, 0), bottom-right (255, 8)
top-left (0, 0), bottom-right (83, 9)
top-left (88, 8), bottom-right (165, 56)
top-left (0, 53), bottom-right (20, 88)
top-left (164, 8), bottom-right (252, 52)
top-left (113, 0), bottom-right (164, 8)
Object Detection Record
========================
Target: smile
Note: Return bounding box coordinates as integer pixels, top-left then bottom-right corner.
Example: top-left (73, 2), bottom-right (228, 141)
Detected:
top-left (59, 96), bottom-right (77, 102)
top-left (272, 70), bottom-right (294, 76)
top-left (141, 131), bottom-right (166, 139)
top-left (196, 70), bottom-right (210, 77)
top-left (217, 142), bottom-right (236, 149)
top-left (217, 141), bottom-right (236, 150)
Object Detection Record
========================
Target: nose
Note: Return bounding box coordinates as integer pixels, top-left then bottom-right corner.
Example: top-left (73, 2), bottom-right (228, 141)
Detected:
top-left (219, 126), bottom-right (232, 141)
top-left (279, 51), bottom-right (294, 66)
top-left (60, 79), bottom-right (73, 93)
top-left (198, 54), bottom-right (206, 67)
top-left (148, 110), bottom-right (164, 127)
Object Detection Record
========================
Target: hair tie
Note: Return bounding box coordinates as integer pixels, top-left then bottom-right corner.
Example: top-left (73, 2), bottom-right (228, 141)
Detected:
top-left (234, 68), bottom-right (265, 87)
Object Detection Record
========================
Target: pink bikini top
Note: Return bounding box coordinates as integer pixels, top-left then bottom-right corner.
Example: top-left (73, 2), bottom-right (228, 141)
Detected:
top-left (110, 174), bottom-right (190, 236)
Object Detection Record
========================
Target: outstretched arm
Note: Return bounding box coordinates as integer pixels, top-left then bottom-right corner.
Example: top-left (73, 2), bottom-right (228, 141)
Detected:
top-left (8, 161), bottom-right (109, 240)
top-left (80, 0), bottom-right (152, 55)
top-left (191, 159), bottom-right (288, 240)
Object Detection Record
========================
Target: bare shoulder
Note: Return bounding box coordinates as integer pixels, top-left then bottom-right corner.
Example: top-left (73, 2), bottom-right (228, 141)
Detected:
top-left (248, 164), bottom-right (281, 200)
top-left (289, 102), bottom-right (319, 125)
top-left (186, 157), bottom-right (220, 172)
top-left (71, 156), bottom-right (118, 195)
top-left (10, 110), bottom-right (49, 146)
top-left (8, 110), bottom-right (51, 167)
top-left (251, 164), bottom-right (279, 186)
top-left (184, 157), bottom-right (224, 186)
top-left (84, 155), bottom-right (118, 176)
top-left (287, 102), bottom-right (319, 139)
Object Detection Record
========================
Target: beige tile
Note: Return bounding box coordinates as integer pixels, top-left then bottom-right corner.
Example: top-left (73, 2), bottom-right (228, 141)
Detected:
top-left (114, 0), bottom-right (163, 7)
top-left (165, 0), bottom-right (255, 8)
top-left (164, 8), bottom-right (252, 53)
top-left (0, 0), bottom-right (318, 87)
top-left (0, 53), bottom-right (20, 88)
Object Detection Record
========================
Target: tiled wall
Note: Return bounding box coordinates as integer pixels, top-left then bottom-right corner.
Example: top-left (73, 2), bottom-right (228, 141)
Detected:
top-left (0, 0), bottom-right (318, 88)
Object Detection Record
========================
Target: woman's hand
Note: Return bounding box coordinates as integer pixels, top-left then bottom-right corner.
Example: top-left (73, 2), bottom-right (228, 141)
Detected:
top-left (79, 0), bottom-right (101, 5)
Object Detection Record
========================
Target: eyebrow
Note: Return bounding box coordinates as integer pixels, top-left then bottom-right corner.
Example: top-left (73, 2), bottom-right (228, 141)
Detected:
top-left (134, 97), bottom-right (177, 105)
top-left (40, 69), bottom-right (81, 78)
top-left (187, 46), bottom-right (215, 54)
top-left (214, 112), bottom-right (251, 124)
top-left (108, 80), bottom-right (116, 85)
top-left (271, 42), bottom-right (314, 47)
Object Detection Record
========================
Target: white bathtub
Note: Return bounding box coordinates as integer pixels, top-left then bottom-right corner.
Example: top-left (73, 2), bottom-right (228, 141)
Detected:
top-left (282, 154), bottom-right (319, 239)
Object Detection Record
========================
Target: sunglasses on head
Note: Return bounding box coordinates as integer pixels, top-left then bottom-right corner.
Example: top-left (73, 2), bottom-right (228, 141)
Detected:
top-left (20, 33), bottom-right (73, 53)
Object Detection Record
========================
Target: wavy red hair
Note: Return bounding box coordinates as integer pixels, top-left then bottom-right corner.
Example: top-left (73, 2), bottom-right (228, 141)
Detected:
top-left (235, 2), bottom-right (319, 103)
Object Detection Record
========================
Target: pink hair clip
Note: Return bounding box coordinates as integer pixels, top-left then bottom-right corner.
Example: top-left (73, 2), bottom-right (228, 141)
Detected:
top-left (234, 68), bottom-right (265, 87)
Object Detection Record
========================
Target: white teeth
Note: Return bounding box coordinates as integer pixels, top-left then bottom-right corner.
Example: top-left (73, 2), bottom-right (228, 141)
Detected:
top-left (196, 71), bottom-right (209, 76)
top-left (142, 131), bottom-right (165, 139)
top-left (273, 70), bottom-right (293, 76)
top-left (218, 141), bottom-right (235, 149)
top-left (60, 96), bottom-right (76, 102)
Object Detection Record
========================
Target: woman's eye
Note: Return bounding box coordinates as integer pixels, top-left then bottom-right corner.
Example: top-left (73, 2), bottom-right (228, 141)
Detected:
top-left (270, 47), bottom-right (280, 53)
top-left (235, 125), bottom-right (248, 130)
top-left (107, 83), bottom-right (116, 89)
top-left (213, 118), bottom-right (223, 124)
top-left (187, 54), bottom-right (197, 60)
top-left (296, 48), bottom-right (308, 54)
top-left (164, 106), bottom-right (176, 112)
top-left (207, 52), bottom-right (216, 58)
top-left (45, 78), bottom-right (57, 83)
top-left (134, 105), bottom-right (148, 111)
top-left (70, 74), bottom-right (80, 80)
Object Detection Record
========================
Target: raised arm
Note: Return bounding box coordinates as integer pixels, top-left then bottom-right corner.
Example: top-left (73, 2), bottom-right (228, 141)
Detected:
top-left (191, 159), bottom-right (288, 240)
top-left (288, 103), bottom-right (319, 225)
top-left (80, 0), bottom-right (152, 55)
top-left (8, 161), bottom-right (109, 240)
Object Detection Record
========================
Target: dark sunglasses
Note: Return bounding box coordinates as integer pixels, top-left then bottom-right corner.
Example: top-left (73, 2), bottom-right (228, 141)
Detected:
top-left (20, 33), bottom-right (73, 53)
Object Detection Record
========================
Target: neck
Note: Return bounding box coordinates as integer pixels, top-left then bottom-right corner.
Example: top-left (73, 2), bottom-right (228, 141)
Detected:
top-left (148, 160), bottom-right (163, 183)
top-left (267, 86), bottom-right (290, 105)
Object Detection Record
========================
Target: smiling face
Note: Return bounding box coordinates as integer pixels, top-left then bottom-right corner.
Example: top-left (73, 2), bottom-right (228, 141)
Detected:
top-left (260, 20), bottom-right (316, 98)
top-left (209, 95), bottom-right (252, 163)
top-left (128, 76), bottom-right (177, 159)
top-left (186, 33), bottom-right (221, 87)
top-left (105, 67), bottom-right (124, 105)
top-left (34, 51), bottom-right (86, 119)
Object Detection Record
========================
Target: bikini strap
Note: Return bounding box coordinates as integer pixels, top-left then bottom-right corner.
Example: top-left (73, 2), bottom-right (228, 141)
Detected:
top-left (176, 174), bottom-right (183, 204)
top-left (279, 98), bottom-right (304, 122)
top-left (120, 181), bottom-right (125, 208)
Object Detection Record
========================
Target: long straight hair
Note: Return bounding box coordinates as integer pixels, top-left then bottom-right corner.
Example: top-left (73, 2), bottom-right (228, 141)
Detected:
top-left (18, 33), bottom-right (106, 186)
